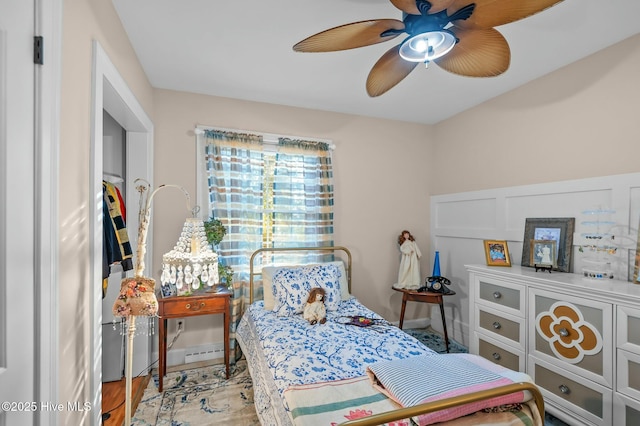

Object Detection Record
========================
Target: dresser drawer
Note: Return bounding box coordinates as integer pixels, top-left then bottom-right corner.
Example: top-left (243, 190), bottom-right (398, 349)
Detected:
top-left (475, 305), bottom-right (525, 350)
top-left (530, 358), bottom-right (612, 426)
top-left (617, 349), bottom-right (640, 401)
top-left (617, 305), bottom-right (640, 353)
top-left (159, 294), bottom-right (230, 317)
top-left (476, 332), bottom-right (524, 372)
top-left (614, 393), bottom-right (640, 426)
top-left (476, 278), bottom-right (525, 317)
top-left (529, 288), bottom-right (613, 387)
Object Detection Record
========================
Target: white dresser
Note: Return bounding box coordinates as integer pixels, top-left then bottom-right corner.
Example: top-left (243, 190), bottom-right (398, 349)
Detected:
top-left (466, 264), bottom-right (640, 426)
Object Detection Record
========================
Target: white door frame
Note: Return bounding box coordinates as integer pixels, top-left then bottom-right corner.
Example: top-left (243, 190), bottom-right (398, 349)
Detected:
top-left (35, 0), bottom-right (63, 424)
top-left (90, 41), bottom-right (154, 426)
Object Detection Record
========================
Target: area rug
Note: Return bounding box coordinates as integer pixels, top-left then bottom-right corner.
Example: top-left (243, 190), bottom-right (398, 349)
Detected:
top-left (132, 360), bottom-right (258, 425)
top-left (403, 327), bottom-right (468, 354)
top-left (132, 327), bottom-right (464, 425)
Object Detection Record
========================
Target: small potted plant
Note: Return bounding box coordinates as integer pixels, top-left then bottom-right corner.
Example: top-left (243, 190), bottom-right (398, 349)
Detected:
top-left (218, 264), bottom-right (234, 288)
top-left (204, 217), bottom-right (226, 247)
top-left (203, 216), bottom-right (234, 289)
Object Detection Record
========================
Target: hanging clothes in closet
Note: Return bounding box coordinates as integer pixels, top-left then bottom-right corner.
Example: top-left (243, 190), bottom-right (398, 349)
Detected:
top-left (103, 180), bottom-right (133, 298)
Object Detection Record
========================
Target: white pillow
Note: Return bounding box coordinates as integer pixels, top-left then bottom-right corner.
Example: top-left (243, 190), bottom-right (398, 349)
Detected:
top-left (261, 260), bottom-right (350, 310)
top-left (271, 264), bottom-right (342, 317)
top-left (261, 266), bottom-right (279, 311)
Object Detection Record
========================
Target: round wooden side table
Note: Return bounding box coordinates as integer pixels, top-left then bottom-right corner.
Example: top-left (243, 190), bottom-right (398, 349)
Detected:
top-left (392, 286), bottom-right (456, 353)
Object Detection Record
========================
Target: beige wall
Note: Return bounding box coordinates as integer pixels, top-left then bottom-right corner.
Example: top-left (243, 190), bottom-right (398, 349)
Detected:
top-left (151, 90), bottom-right (434, 347)
top-left (431, 33), bottom-right (640, 195)
top-left (59, 0), bottom-right (154, 422)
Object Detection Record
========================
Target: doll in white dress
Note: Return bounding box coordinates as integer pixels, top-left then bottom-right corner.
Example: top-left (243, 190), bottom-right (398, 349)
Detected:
top-left (396, 230), bottom-right (422, 290)
top-left (303, 287), bottom-right (327, 325)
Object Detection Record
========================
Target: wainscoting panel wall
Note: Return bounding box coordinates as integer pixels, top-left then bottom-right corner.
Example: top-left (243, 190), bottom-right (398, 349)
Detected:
top-left (430, 172), bottom-right (640, 347)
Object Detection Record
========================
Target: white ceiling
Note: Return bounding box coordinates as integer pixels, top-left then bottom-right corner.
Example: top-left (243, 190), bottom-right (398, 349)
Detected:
top-left (112, 0), bottom-right (640, 125)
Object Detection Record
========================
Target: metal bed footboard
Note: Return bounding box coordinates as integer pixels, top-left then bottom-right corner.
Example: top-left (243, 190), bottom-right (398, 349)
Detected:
top-left (339, 381), bottom-right (544, 426)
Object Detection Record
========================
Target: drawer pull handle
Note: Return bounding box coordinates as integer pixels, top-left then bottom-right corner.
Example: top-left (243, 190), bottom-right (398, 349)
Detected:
top-left (493, 291), bottom-right (502, 299)
top-left (492, 352), bottom-right (501, 361)
top-left (559, 328), bottom-right (569, 337)
top-left (185, 302), bottom-right (206, 311)
top-left (492, 321), bottom-right (502, 330)
top-left (558, 384), bottom-right (571, 395)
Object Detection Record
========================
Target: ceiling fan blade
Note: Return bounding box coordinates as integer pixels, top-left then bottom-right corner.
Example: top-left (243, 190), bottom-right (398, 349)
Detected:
top-left (366, 43), bottom-right (419, 97)
top-left (390, 0), bottom-right (455, 15)
top-left (293, 19), bottom-right (405, 52)
top-left (434, 27), bottom-right (510, 77)
top-left (447, 0), bottom-right (564, 29)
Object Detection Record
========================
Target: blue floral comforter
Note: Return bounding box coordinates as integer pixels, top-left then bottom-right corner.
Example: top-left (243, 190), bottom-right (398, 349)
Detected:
top-left (241, 298), bottom-right (436, 397)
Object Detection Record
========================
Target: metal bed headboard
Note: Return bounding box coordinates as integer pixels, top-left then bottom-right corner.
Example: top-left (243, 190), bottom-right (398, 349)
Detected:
top-left (249, 246), bottom-right (352, 304)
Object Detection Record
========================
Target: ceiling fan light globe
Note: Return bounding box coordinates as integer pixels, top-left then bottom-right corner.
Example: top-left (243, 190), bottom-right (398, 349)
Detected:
top-left (399, 30), bottom-right (456, 62)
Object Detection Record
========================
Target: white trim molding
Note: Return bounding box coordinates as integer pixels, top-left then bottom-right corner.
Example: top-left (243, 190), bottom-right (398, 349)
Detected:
top-left (90, 40), bottom-right (154, 426)
top-left (35, 0), bottom-right (63, 424)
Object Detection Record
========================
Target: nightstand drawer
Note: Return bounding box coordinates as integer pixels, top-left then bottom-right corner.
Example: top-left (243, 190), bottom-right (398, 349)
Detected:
top-left (476, 333), bottom-right (524, 372)
top-left (160, 294), bottom-right (229, 317)
top-left (476, 305), bottom-right (525, 350)
top-left (531, 358), bottom-right (612, 426)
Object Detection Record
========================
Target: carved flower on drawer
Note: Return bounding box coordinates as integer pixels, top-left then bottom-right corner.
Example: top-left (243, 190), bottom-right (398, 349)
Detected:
top-left (535, 301), bottom-right (602, 363)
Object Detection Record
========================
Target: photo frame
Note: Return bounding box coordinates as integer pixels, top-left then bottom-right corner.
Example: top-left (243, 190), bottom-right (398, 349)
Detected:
top-left (530, 240), bottom-right (557, 268)
top-left (484, 240), bottom-right (512, 267)
top-left (521, 217), bottom-right (575, 272)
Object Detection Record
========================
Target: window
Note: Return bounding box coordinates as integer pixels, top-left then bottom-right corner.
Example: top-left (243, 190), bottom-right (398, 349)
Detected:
top-left (198, 129), bottom-right (335, 282)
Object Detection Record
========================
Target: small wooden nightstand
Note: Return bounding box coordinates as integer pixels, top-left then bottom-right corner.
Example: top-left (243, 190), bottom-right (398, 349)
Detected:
top-left (392, 287), bottom-right (455, 353)
top-left (157, 290), bottom-right (231, 392)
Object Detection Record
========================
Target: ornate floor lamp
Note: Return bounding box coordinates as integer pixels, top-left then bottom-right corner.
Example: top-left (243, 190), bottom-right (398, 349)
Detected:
top-left (111, 179), bottom-right (201, 425)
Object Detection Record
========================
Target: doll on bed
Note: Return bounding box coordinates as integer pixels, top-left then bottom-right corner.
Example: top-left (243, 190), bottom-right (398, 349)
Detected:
top-left (303, 287), bottom-right (327, 325)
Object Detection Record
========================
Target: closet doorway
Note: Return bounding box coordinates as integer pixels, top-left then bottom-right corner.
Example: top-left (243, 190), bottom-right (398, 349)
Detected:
top-left (90, 41), bottom-right (154, 426)
top-left (102, 111), bottom-right (127, 382)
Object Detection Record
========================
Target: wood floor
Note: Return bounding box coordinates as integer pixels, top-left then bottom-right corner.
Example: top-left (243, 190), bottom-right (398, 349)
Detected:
top-left (101, 375), bottom-right (150, 426)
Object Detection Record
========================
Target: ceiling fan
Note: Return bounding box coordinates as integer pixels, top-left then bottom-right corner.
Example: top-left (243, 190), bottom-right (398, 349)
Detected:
top-left (293, 0), bottom-right (564, 97)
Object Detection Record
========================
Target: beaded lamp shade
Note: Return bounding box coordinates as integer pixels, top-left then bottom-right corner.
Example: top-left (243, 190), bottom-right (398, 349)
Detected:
top-left (161, 217), bottom-right (219, 293)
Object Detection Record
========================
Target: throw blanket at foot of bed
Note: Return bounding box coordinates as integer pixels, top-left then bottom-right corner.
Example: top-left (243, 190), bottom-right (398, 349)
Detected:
top-left (366, 353), bottom-right (538, 426)
top-left (284, 376), bottom-right (410, 426)
top-left (283, 354), bottom-right (541, 426)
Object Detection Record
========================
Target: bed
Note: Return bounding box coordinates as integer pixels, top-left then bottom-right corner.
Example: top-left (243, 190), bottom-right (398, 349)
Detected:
top-left (236, 246), bottom-right (544, 426)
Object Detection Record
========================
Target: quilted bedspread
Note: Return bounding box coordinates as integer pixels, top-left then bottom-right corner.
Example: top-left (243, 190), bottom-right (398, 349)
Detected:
top-left (244, 299), bottom-right (436, 398)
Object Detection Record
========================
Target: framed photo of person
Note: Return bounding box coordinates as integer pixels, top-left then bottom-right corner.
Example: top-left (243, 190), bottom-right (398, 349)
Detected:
top-left (530, 240), bottom-right (557, 267)
top-left (484, 240), bottom-right (512, 267)
top-left (521, 217), bottom-right (575, 272)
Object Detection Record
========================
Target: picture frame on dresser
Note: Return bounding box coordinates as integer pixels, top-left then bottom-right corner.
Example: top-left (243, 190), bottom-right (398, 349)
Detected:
top-left (483, 240), bottom-right (512, 266)
top-left (521, 217), bottom-right (575, 272)
top-left (529, 240), bottom-right (557, 268)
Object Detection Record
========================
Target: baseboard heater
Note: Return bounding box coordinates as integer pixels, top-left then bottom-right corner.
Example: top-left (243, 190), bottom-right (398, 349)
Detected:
top-left (184, 342), bottom-right (225, 363)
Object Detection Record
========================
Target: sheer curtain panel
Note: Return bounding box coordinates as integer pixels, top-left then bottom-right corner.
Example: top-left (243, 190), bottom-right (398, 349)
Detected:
top-left (203, 129), bottom-right (335, 360)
